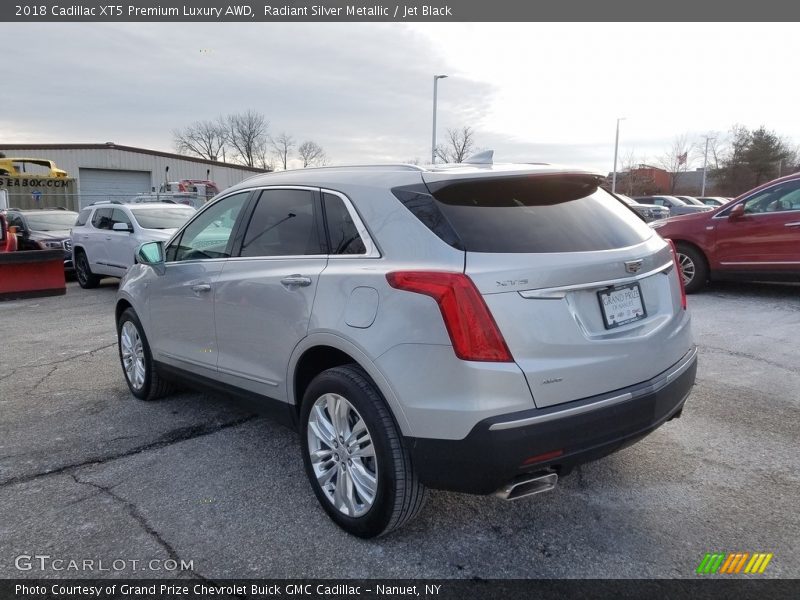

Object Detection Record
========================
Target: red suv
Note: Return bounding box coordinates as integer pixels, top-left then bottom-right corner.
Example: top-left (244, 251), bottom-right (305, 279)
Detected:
top-left (651, 173), bottom-right (800, 292)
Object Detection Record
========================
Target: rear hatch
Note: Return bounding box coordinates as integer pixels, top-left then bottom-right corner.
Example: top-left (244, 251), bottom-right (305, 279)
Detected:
top-left (421, 171), bottom-right (692, 409)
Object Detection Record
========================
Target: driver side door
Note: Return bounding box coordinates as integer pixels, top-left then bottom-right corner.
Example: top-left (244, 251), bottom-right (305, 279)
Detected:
top-left (147, 191), bottom-right (251, 376)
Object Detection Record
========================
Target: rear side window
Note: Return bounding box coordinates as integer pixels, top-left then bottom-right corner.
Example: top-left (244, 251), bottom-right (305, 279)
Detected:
top-left (76, 208), bottom-right (91, 226)
top-left (398, 175), bottom-right (653, 253)
top-left (91, 208), bottom-right (113, 230)
top-left (322, 193), bottom-right (366, 255)
top-left (239, 189), bottom-right (325, 257)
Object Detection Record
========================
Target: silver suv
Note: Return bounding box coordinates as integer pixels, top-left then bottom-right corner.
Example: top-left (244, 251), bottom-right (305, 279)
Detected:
top-left (116, 162), bottom-right (696, 537)
top-left (72, 202), bottom-right (196, 288)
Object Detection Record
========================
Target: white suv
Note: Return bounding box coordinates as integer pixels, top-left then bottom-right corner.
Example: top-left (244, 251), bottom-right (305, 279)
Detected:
top-left (72, 202), bottom-right (195, 288)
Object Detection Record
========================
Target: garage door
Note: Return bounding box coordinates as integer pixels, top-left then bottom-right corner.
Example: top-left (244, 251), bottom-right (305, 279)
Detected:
top-left (78, 168), bottom-right (151, 208)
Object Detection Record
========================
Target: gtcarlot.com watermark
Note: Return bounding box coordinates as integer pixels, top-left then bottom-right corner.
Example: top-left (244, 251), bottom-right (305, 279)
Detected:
top-left (14, 554), bottom-right (194, 572)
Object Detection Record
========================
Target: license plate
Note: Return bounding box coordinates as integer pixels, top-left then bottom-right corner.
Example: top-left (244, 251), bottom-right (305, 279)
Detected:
top-left (597, 283), bottom-right (647, 329)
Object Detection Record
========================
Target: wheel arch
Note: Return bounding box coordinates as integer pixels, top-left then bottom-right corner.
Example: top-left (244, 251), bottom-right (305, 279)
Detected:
top-left (288, 333), bottom-right (411, 436)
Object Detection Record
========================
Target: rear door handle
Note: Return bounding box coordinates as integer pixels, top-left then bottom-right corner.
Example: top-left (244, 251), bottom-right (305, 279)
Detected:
top-left (280, 275), bottom-right (312, 288)
top-left (785, 222), bottom-right (800, 228)
top-left (191, 283), bottom-right (211, 292)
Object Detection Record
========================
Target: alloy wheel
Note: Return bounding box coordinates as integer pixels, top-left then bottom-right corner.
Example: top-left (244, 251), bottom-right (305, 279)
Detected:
top-left (76, 254), bottom-right (89, 286)
top-left (307, 393), bottom-right (378, 517)
top-left (677, 252), bottom-right (695, 286)
top-left (120, 321), bottom-right (146, 391)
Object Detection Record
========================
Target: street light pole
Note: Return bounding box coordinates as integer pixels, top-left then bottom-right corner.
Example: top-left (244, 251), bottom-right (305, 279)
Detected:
top-left (431, 75), bottom-right (448, 164)
top-left (611, 117), bottom-right (626, 194)
top-left (701, 135), bottom-right (715, 196)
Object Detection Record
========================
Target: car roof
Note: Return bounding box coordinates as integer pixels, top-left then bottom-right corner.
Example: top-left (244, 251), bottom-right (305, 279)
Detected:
top-left (230, 162), bottom-right (605, 191)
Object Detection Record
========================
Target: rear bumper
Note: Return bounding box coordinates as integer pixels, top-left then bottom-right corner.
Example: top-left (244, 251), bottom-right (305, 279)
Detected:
top-left (406, 347), bottom-right (697, 495)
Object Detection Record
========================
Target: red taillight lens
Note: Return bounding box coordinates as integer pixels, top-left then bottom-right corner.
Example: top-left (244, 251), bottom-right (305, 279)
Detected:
top-left (386, 271), bottom-right (513, 362)
top-left (667, 240), bottom-right (687, 310)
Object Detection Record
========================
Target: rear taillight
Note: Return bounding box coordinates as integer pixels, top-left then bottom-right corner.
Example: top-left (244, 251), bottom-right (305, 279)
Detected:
top-left (386, 271), bottom-right (513, 362)
top-left (667, 240), bottom-right (687, 310)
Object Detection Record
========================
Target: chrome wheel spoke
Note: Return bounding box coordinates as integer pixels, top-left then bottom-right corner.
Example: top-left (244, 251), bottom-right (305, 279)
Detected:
top-left (306, 392), bottom-right (378, 518)
top-left (349, 461), bottom-right (377, 503)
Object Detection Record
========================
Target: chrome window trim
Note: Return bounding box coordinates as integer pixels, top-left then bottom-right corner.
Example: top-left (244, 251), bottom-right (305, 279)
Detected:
top-left (488, 346), bottom-right (697, 431)
top-left (518, 260), bottom-right (673, 299)
top-left (713, 206), bottom-right (800, 220)
top-left (320, 187), bottom-right (381, 259)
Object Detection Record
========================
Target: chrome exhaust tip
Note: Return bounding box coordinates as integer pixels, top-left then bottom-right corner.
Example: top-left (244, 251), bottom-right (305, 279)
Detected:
top-left (495, 472), bottom-right (558, 501)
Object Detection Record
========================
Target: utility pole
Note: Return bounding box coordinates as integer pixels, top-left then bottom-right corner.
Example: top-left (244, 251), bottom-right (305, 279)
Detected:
top-left (431, 75), bottom-right (448, 164)
top-left (701, 135), bottom-right (715, 196)
top-left (611, 117), bottom-right (626, 194)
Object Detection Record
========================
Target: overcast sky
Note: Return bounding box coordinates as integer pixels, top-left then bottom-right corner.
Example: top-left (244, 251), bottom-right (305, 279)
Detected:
top-left (3, 23), bottom-right (798, 171)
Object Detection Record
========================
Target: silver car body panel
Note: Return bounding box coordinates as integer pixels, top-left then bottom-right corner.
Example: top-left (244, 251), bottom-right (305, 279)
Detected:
top-left (118, 163), bottom-right (694, 442)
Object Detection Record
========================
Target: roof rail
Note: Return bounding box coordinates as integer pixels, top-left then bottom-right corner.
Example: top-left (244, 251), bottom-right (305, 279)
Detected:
top-left (276, 164), bottom-right (427, 173)
top-left (88, 199), bottom-right (124, 206)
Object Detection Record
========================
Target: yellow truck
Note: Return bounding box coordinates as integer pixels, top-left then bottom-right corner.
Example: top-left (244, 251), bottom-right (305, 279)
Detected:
top-left (0, 158), bottom-right (68, 178)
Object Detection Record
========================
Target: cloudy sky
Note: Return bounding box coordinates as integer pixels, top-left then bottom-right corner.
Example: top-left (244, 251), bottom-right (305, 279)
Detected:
top-left (3, 22), bottom-right (798, 171)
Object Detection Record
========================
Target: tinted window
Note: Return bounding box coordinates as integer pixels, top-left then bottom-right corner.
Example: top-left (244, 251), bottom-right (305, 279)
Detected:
top-left (110, 209), bottom-right (132, 228)
top-left (421, 176), bottom-right (653, 253)
top-left (323, 193), bottom-right (366, 255)
top-left (7, 213), bottom-right (24, 229)
top-left (742, 179), bottom-right (800, 214)
top-left (131, 206), bottom-right (195, 229)
top-left (91, 208), bottom-right (113, 230)
top-left (239, 189), bottom-right (324, 257)
top-left (166, 192), bottom-right (248, 262)
top-left (76, 208), bottom-right (91, 226)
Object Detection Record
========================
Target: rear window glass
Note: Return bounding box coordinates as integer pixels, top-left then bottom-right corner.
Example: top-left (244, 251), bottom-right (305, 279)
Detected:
top-left (405, 176), bottom-right (653, 253)
top-left (131, 206), bottom-right (195, 230)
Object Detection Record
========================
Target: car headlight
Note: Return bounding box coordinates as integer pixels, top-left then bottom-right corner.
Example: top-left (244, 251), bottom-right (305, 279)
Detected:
top-left (40, 240), bottom-right (65, 249)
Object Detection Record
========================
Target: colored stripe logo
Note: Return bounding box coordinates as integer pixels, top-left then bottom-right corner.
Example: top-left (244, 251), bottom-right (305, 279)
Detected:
top-left (696, 552), bottom-right (773, 574)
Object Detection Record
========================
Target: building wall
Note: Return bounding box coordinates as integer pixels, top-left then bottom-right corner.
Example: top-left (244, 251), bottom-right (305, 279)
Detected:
top-left (0, 145), bottom-right (264, 201)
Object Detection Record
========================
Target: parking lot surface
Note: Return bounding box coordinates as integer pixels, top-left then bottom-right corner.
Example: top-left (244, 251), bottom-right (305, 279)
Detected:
top-left (1, 280), bottom-right (798, 579)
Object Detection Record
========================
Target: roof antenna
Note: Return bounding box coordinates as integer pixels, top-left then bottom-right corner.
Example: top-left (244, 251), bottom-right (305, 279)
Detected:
top-left (463, 150), bottom-right (493, 165)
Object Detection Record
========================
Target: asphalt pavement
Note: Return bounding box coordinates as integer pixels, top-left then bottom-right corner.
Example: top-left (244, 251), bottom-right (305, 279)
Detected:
top-left (1, 279), bottom-right (798, 579)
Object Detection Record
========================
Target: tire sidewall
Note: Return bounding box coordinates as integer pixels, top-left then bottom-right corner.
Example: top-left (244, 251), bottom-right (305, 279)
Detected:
top-left (75, 250), bottom-right (97, 289)
top-left (117, 308), bottom-right (155, 400)
top-left (677, 243), bottom-right (707, 293)
top-left (299, 368), bottom-right (400, 538)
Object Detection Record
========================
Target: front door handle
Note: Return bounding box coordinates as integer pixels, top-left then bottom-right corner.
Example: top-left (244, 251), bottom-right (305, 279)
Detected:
top-left (191, 283), bottom-right (211, 293)
top-left (784, 221), bottom-right (800, 228)
top-left (280, 275), bottom-right (312, 288)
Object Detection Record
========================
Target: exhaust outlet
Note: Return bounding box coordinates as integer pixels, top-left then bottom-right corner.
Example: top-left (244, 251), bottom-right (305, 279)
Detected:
top-left (495, 472), bottom-right (558, 501)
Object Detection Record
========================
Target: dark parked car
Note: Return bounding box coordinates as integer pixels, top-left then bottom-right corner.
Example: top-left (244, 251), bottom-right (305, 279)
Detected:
top-left (2, 208), bottom-right (77, 272)
top-left (650, 173), bottom-right (800, 292)
top-left (635, 195), bottom-right (712, 216)
top-left (613, 193), bottom-right (670, 222)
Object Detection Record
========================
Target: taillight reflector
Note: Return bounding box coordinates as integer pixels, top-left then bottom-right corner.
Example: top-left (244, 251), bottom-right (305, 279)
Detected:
top-left (386, 271), bottom-right (513, 362)
top-left (521, 449), bottom-right (564, 466)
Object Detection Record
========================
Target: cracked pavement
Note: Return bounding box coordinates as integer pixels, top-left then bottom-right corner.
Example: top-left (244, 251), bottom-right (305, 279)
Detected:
top-left (0, 279), bottom-right (798, 579)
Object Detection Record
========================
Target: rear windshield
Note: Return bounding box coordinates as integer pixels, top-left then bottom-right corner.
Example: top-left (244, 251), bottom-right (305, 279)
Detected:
top-left (130, 206), bottom-right (195, 230)
top-left (400, 175), bottom-right (653, 253)
top-left (24, 212), bottom-right (79, 231)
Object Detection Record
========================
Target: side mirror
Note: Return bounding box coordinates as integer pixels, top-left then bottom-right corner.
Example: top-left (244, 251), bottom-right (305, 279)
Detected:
top-left (136, 241), bottom-right (165, 275)
top-left (112, 222), bottom-right (133, 232)
top-left (728, 204), bottom-right (745, 220)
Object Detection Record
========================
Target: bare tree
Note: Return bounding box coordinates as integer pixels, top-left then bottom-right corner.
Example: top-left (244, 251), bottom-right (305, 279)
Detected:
top-left (173, 119), bottom-right (226, 161)
top-left (297, 140), bottom-right (326, 168)
top-left (222, 110), bottom-right (269, 167)
top-left (435, 126), bottom-right (477, 163)
top-left (270, 132), bottom-right (295, 171)
top-left (657, 134), bottom-right (695, 193)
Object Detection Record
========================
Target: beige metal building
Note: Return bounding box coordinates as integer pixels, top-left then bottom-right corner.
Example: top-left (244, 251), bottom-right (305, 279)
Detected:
top-left (0, 143), bottom-right (266, 208)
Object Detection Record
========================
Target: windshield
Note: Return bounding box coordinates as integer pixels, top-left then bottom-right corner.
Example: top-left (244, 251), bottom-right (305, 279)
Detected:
top-left (24, 212), bottom-right (79, 231)
top-left (130, 206), bottom-right (195, 229)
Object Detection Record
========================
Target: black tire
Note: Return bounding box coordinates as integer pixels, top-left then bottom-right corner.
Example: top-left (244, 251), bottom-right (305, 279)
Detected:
top-left (117, 308), bottom-right (173, 401)
top-left (300, 365), bottom-right (427, 538)
top-left (675, 243), bottom-right (708, 294)
top-left (75, 249), bottom-right (101, 289)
